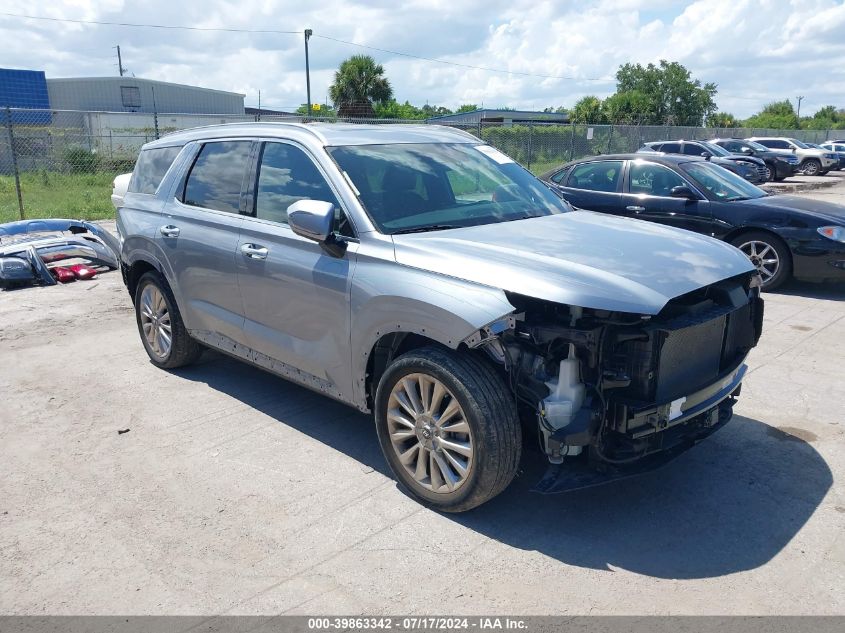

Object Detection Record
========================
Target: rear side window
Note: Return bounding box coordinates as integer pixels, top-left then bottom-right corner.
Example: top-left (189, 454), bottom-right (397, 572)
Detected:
top-left (569, 161), bottom-right (623, 192)
top-left (183, 141), bottom-right (252, 214)
top-left (129, 146), bottom-right (182, 194)
top-left (660, 143), bottom-right (681, 153)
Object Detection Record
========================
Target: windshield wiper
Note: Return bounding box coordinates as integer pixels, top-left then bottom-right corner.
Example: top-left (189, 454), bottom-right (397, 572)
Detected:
top-left (392, 224), bottom-right (460, 234)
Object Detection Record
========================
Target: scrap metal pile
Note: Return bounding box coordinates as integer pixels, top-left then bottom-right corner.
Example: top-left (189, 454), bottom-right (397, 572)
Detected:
top-left (0, 219), bottom-right (121, 290)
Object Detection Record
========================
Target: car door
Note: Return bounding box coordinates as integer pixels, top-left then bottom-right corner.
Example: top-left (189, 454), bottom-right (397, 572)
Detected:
top-left (621, 160), bottom-right (713, 234)
top-left (236, 139), bottom-right (359, 400)
top-left (554, 160), bottom-right (625, 213)
top-left (157, 139), bottom-right (253, 344)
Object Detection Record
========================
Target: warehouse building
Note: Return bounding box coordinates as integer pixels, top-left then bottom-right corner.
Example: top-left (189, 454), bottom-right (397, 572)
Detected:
top-left (46, 76), bottom-right (245, 114)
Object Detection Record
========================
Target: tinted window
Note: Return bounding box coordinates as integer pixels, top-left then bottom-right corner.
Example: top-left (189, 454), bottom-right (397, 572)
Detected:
top-left (255, 142), bottom-right (341, 225)
top-left (723, 141), bottom-right (743, 152)
top-left (682, 162), bottom-right (766, 201)
top-left (183, 141), bottom-right (252, 214)
top-left (682, 143), bottom-right (706, 156)
top-left (758, 139), bottom-right (787, 149)
top-left (129, 146), bottom-right (182, 194)
top-left (569, 161), bottom-right (623, 192)
top-left (836, 145), bottom-right (845, 152)
top-left (549, 167), bottom-right (571, 184)
top-left (629, 162), bottom-right (687, 196)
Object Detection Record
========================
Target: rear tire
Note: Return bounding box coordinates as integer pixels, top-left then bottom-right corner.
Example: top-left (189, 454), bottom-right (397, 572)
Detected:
top-left (374, 346), bottom-right (521, 512)
top-left (134, 271), bottom-right (203, 369)
top-left (730, 231), bottom-right (792, 291)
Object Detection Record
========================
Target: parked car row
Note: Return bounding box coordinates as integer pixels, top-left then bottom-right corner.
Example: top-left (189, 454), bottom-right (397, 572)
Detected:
top-left (636, 136), bottom-right (843, 181)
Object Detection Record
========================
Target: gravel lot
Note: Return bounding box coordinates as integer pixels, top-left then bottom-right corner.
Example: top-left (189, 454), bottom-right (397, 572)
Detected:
top-left (2, 183), bottom-right (844, 616)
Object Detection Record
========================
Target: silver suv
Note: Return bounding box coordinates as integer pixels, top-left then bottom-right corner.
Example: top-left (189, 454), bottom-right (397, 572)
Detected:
top-left (748, 137), bottom-right (838, 176)
top-left (118, 123), bottom-right (763, 511)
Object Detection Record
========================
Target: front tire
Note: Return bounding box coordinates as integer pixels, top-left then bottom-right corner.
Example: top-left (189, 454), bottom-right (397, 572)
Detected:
top-left (134, 271), bottom-right (203, 368)
top-left (374, 346), bottom-right (521, 512)
top-left (730, 231), bottom-right (792, 291)
top-left (801, 158), bottom-right (821, 176)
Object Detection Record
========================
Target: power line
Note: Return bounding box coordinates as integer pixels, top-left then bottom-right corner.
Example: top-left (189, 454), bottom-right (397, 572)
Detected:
top-left (0, 12), bottom-right (299, 34)
top-left (314, 34), bottom-right (616, 82)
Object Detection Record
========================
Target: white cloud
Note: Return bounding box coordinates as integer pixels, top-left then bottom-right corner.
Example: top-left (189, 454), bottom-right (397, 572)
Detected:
top-left (0, 0), bottom-right (843, 117)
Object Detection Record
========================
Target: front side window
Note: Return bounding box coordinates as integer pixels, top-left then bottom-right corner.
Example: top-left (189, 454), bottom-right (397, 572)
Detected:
top-left (682, 162), bottom-right (766, 201)
top-left (183, 141), bottom-right (252, 214)
top-left (327, 143), bottom-right (568, 234)
top-left (682, 143), bottom-right (705, 156)
top-left (128, 145), bottom-right (182, 194)
top-left (568, 161), bottom-right (623, 192)
top-left (629, 162), bottom-right (687, 197)
top-left (787, 138), bottom-right (810, 149)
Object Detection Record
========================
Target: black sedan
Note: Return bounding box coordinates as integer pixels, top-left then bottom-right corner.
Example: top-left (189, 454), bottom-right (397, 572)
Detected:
top-left (540, 154), bottom-right (845, 290)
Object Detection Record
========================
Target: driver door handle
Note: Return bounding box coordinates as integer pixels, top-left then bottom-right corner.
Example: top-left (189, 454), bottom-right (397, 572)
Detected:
top-left (626, 205), bottom-right (645, 212)
top-left (240, 243), bottom-right (269, 260)
top-left (159, 225), bottom-right (180, 238)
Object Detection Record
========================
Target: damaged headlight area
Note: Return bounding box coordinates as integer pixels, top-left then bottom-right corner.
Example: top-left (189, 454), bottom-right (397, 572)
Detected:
top-left (0, 219), bottom-right (120, 290)
top-left (464, 273), bottom-right (764, 491)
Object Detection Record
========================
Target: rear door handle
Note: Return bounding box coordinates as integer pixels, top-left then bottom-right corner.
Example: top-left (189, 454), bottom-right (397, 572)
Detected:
top-left (240, 243), bottom-right (268, 260)
top-left (626, 205), bottom-right (645, 212)
top-left (159, 225), bottom-right (180, 238)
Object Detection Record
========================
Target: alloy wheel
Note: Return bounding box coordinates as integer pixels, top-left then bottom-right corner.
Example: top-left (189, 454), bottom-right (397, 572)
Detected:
top-left (738, 240), bottom-right (780, 285)
top-left (139, 285), bottom-right (172, 360)
top-left (387, 373), bottom-right (473, 493)
top-left (764, 166), bottom-right (772, 181)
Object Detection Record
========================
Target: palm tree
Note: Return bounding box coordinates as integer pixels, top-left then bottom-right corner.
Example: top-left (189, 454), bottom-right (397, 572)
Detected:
top-left (329, 55), bottom-right (393, 119)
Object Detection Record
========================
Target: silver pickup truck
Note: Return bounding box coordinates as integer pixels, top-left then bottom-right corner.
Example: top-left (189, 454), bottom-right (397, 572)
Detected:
top-left (117, 122), bottom-right (763, 511)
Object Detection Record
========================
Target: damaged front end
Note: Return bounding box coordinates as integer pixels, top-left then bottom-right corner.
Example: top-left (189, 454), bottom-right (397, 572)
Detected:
top-left (0, 219), bottom-right (120, 289)
top-left (465, 272), bottom-right (764, 493)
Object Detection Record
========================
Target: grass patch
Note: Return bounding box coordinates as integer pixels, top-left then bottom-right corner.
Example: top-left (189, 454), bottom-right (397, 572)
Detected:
top-left (0, 171), bottom-right (118, 224)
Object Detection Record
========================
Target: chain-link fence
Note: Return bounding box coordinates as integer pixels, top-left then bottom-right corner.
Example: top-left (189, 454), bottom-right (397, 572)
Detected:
top-left (1, 106), bottom-right (840, 222)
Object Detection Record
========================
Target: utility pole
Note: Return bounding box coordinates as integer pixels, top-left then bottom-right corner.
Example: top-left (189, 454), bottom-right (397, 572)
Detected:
top-left (304, 29), bottom-right (312, 119)
top-left (796, 95), bottom-right (804, 120)
top-left (115, 45), bottom-right (125, 77)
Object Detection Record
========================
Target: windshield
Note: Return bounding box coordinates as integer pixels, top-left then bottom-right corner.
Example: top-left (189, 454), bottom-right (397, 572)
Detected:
top-left (681, 162), bottom-right (768, 201)
top-left (788, 138), bottom-right (810, 149)
top-left (700, 141), bottom-right (732, 157)
top-left (327, 143), bottom-right (570, 234)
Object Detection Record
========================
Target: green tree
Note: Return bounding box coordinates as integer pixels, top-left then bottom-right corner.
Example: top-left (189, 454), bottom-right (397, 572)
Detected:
top-left (706, 111), bottom-right (738, 128)
top-left (374, 100), bottom-right (426, 119)
top-left (614, 60), bottom-right (717, 125)
top-left (801, 105), bottom-right (845, 130)
top-left (601, 90), bottom-right (650, 124)
top-left (456, 104), bottom-right (479, 113)
top-left (329, 55), bottom-right (393, 118)
top-left (570, 96), bottom-right (605, 124)
top-left (743, 100), bottom-right (799, 130)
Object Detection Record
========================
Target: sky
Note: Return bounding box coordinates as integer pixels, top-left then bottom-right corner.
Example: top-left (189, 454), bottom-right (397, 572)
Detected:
top-left (1, 0), bottom-right (844, 119)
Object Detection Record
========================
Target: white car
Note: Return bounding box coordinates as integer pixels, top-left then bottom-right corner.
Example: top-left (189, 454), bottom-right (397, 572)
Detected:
top-left (748, 137), bottom-right (838, 176)
top-left (111, 173), bottom-right (132, 209)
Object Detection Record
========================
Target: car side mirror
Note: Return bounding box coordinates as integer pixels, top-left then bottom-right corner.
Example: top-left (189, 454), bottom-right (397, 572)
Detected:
top-left (287, 200), bottom-right (335, 242)
top-left (741, 147), bottom-right (753, 155)
top-left (670, 185), bottom-right (696, 199)
top-left (700, 151), bottom-right (712, 159)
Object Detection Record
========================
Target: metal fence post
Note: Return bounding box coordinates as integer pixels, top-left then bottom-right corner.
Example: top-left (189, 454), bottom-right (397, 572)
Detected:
top-left (606, 124), bottom-right (614, 154)
top-left (527, 122), bottom-right (533, 171)
top-left (5, 106), bottom-right (25, 220)
top-left (569, 123), bottom-right (575, 161)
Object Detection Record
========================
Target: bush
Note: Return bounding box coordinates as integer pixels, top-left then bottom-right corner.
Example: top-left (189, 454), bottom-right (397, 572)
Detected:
top-left (63, 147), bottom-right (100, 173)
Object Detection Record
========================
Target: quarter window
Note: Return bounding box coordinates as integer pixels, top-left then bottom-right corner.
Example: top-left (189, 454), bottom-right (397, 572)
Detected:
top-left (183, 141), bottom-right (252, 214)
top-left (549, 167), bottom-right (571, 184)
top-left (568, 161), bottom-right (623, 192)
top-left (629, 162), bottom-right (687, 197)
top-left (128, 145), bottom-right (182, 195)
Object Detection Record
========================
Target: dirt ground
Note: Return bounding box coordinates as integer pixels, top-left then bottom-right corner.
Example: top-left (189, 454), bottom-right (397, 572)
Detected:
top-left (1, 190), bottom-right (844, 615)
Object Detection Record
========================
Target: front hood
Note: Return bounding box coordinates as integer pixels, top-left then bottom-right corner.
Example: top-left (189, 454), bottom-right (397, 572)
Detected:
top-left (723, 155), bottom-right (765, 167)
top-left (742, 194), bottom-right (845, 224)
top-left (392, 212), bottom-right (754, 315)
